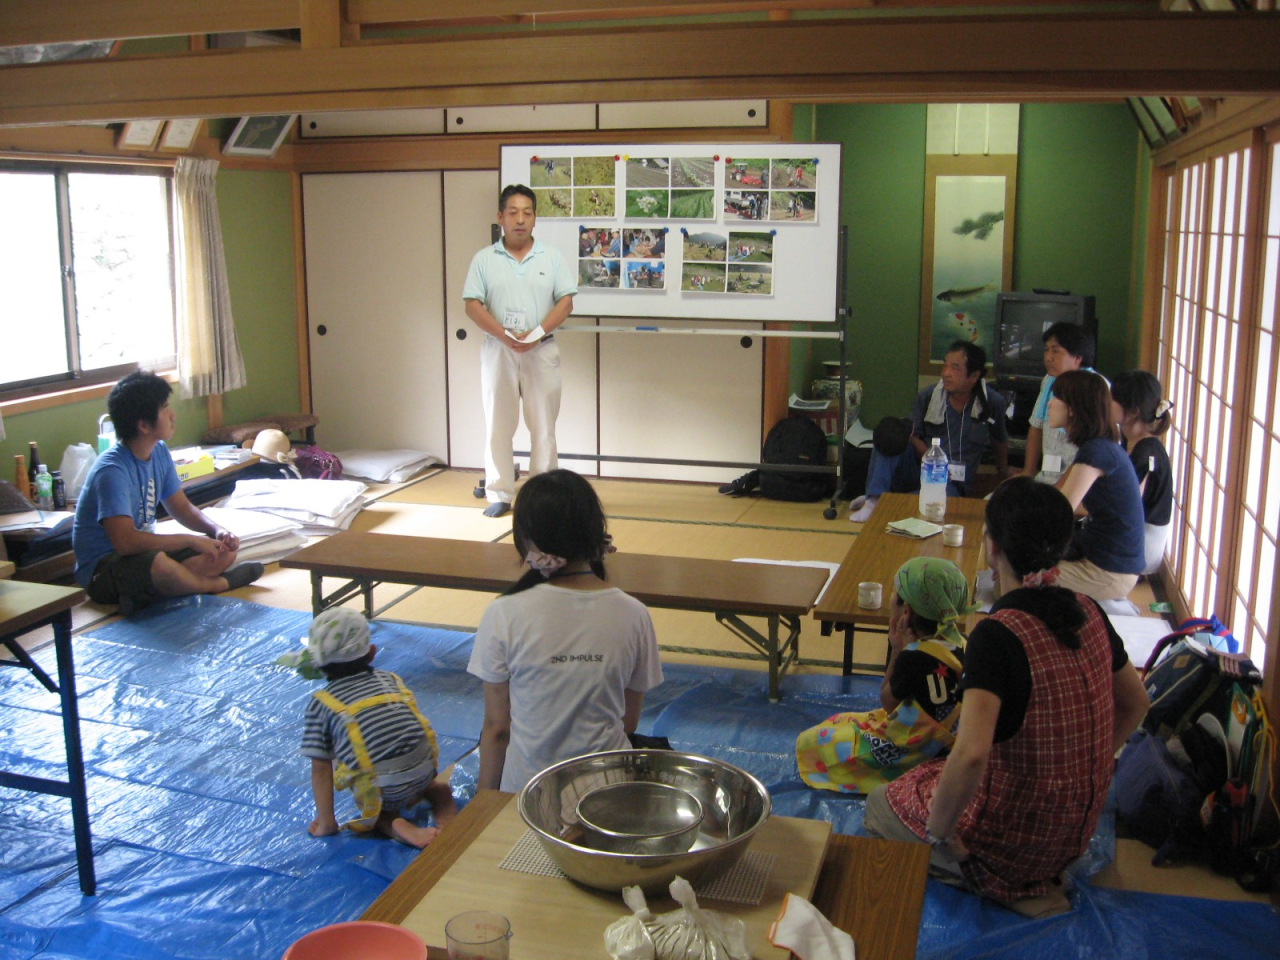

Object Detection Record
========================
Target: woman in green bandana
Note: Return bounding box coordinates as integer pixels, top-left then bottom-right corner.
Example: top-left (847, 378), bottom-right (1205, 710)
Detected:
top-left (796, 557), bottom-right (975, 794)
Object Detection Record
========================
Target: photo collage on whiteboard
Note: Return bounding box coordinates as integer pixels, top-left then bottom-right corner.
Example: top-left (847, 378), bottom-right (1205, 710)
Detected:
top-left (542, 153), bottom-right (815, 295)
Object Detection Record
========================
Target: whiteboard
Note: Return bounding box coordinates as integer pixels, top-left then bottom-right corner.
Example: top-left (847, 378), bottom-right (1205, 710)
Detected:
top-left (499, 142), bottom-right (842, 323)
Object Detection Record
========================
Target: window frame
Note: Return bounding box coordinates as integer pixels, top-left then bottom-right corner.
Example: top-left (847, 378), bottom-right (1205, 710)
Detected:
top-left (0, 159), bottom-right (177, 401)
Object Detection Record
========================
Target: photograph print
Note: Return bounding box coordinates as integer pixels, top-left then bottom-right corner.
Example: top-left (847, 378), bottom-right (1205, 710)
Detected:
top-left (727, 231), bottom-right (773, 263)
top-left (723, 190), bottom-right (768, 222)
top-left (623, 228), bottom-right (666, 260)
top-left (683, 230), bottom-right (727, 263)
top-left (579, 258), bottom-right (621, 289)
top-left (681, 262), bottom-right (726, 293)
top-left (579, 227), bottom-right (621, 259)
top-left (671, 157), bottom-right (715, 189)
top-left (625, 189), bottom-right (669, 219)
top-left (530, 157), bottom-right (572, 187)
top-left (572, 187), bottom-right (616, 217)
top-left (626, 157), bottom-right (671, 189)
top-left (769, 191), bottom-right (815, 222)
top-left (532, 187), bottom-right (572, 218)
top-left (726, 262), bottom-right (773, 296)
top-left (771, 158), bottom-right (816, 190)
top-left (725, 158), bottom-right (769, 188)
top-left (624, 260), bottom-right (665, 290)
top-left (670, 189), bottom-right (715, 219)
top-left (573, 156), bottom-right (617, 187)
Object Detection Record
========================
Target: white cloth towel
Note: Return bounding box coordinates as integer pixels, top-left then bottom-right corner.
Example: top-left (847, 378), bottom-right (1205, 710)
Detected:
top-left (768, 894), bottom-right (855, 960)
top-left (922, 379), bottom-right (993, 425)
top-left (225, 478), bottom-right (367, 518)
top-left (334, 448), bottom-right (442, 483)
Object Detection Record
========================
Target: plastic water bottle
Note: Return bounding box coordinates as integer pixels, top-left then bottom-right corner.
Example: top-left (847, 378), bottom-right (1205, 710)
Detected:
top-left (35, 464), bottom-right (54, 511)
top-left (919, 438), bottom-right (949, 522)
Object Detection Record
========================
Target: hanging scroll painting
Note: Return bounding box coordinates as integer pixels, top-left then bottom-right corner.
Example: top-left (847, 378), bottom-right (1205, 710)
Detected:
top-left (919, 154), bottom-right (1017, 372)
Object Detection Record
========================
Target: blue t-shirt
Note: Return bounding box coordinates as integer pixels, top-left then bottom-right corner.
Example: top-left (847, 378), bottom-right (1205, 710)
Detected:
top-left (72, 441), bottom-right (182, 587)
top-left (1072, 437), bottom-right (1146, 575)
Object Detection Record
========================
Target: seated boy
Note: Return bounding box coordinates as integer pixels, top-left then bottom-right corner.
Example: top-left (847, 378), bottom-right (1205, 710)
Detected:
top-left (287, 608), bottom-right (457, 847)
top-left (71, 370), bottom-right (263, 614)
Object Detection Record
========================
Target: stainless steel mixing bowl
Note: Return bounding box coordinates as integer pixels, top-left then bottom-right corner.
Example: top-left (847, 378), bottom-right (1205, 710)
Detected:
top-left (518, 750), bottom-right (771, 894)
top-left (576, 781), bottom-right (704, 855)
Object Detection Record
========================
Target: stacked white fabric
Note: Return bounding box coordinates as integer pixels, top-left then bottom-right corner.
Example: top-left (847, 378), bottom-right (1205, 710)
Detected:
top-left (334, 448), bottom-right (442, 483)
top-left (223, 478), bottom-right (368, 535)
top-left (155, 507), bottom-right (308, 564)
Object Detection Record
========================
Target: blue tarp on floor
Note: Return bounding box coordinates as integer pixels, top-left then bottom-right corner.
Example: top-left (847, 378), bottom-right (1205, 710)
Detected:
top-left (1, 596), bottom-right (1275, 959)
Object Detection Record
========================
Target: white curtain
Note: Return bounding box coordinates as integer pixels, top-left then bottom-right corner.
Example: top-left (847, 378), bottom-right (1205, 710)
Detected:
top-left (172, 156), bottom-right (247, 398)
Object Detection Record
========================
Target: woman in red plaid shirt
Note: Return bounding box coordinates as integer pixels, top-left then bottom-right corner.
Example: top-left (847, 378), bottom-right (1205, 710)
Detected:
top-left (864, 478), bottom-right (1150, 918)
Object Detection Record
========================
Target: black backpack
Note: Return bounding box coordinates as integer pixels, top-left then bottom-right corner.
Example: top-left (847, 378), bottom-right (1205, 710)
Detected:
top-left (758, 415), bottom-right (833, 502)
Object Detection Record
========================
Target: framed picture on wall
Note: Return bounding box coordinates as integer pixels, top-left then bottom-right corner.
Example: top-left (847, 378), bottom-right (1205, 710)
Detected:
top-left (116, 119), bottom-right (163, 151)
top-left (158, 118), bottom-right (203, 152)
top-left (222, 115), bottom-right (296, 158)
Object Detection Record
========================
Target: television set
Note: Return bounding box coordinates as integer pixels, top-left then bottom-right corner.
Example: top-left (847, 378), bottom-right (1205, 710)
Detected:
top-left (993, 291), bottom-right (1097, 380)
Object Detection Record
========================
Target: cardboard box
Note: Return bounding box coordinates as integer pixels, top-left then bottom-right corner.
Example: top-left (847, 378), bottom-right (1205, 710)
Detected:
top-left (175, 455), bottom-right (216, 482)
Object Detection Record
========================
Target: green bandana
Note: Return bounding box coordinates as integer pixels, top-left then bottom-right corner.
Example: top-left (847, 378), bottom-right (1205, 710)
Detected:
top-left (893, 557), bottom-right (977, 648)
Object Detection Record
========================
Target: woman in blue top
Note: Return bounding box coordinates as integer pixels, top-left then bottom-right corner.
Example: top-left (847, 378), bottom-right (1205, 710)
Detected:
top-left (1048, 370), bottom-right (1146, 601)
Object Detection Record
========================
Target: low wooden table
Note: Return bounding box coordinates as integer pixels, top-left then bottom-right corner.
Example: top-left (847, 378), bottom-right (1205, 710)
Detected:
top-left (282, 533), bottom-right (828, 700)
top-left (813, 493), bottom-right (987, 673)
top-left (0, 580), bottom-right (93, 895)
top-left (362, 791), bottom-right (929, 960)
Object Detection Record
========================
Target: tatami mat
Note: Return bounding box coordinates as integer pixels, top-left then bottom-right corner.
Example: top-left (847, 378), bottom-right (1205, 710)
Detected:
top-left (381, 468), bottom-right (492, 507)
top-left (1094, 839), bottom-right (1272, 904)
top-left (348, 501), bottom-right (512, 541)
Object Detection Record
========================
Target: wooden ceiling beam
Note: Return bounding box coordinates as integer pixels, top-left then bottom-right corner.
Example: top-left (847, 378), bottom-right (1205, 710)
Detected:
top-left (1, 14), bottom-right (1276, 126)
top-left (0, 0), bottom-right (301, 49)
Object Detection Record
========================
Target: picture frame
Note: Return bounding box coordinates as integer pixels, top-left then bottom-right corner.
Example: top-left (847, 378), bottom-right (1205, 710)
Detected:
top-left (222, 115), bottom-right (296, 158)
top-left (158, 118), bottom-right (203, 152)
top-left (116, 119), bottom-right (163, 151)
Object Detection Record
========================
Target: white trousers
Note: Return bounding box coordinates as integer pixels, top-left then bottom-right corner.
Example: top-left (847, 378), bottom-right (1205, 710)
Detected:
top-left (480, 334), bottom-right (561, 503)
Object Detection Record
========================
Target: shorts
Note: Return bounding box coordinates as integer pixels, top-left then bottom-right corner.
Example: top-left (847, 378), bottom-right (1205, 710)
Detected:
top-left (86, 547), bottom-right (199, 609)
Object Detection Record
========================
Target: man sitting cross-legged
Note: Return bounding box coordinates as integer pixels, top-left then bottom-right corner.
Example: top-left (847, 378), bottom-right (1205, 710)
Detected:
top-left (72, 370), bottom-right (263, 615)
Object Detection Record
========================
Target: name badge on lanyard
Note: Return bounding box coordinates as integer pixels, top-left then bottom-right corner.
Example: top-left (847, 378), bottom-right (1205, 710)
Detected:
top-left (1042, 454), bottom-right (1063, 474)
top-left (503, 309), bottom-right (529, 335)
top-left (948, 463), bottom-right (966, 483)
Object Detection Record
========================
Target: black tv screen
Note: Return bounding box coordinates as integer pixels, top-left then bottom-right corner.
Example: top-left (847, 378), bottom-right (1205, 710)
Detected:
top-left (994, 292), bottom-right (1096, 379)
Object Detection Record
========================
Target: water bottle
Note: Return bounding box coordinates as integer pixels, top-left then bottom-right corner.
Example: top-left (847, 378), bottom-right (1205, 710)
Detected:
top-left (35, 464), bottom-right (54, 511)
top-left (919, 438), bottom-right (949, 522)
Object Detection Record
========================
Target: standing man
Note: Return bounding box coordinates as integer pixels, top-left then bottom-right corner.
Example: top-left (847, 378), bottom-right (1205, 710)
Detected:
top-left (463, 185), bottom-right (577, 518)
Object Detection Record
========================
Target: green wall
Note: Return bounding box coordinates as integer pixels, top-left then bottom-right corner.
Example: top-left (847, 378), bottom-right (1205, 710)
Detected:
top-left (0, 169), bottom-right (300, 474)
top-left (795, 102), bottom-right (1143, 425)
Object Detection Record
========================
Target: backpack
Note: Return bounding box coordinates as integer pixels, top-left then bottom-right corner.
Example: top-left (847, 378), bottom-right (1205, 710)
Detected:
top-left (758, 415), bottom-right (834, 502)
top-left (294, 445), bottom-right (343, 480)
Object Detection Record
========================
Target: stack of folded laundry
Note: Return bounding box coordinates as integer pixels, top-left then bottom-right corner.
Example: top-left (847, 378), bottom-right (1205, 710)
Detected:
top-left (222, 478), bottom-right (368, 535)
top-left (334, 448), bottom-right (442, 483)
top-left (155, 507), bottom-right (308, 564)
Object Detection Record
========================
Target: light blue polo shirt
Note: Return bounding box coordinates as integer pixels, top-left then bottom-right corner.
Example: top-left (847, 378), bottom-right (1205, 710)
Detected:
top-left (462, 238), bottom-right (577, 337)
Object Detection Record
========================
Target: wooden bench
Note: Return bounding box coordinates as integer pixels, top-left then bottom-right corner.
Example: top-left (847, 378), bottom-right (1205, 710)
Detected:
top-left (280, 531), bottom-right (828, 700)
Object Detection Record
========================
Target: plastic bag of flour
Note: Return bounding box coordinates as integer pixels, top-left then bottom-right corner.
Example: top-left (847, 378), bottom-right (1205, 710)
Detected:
top-left (647, 877), bottom-right (749, 960)
top-left (604, 886), bottom-right (655, 960)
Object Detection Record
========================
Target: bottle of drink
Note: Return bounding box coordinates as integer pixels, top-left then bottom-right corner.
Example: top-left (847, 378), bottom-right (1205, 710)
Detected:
top-left (52, 470), bottom-right (67, 510)
top-left (27, 442), bottom-right (42, 489)
top-left (14, 454), bottom-right (29, 501)
top-left (919, 437), bottom-right (949, 522)
top-left (35, 464), bottom-right (54, 511)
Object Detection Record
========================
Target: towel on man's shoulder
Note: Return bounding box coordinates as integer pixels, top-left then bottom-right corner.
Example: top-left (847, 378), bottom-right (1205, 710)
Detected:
top-left (922, 379), bottom-right (995, 424)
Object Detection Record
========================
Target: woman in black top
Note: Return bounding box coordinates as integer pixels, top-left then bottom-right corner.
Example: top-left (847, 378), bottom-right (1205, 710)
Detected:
top-left (1110, 371), bottom-right (1173, 575)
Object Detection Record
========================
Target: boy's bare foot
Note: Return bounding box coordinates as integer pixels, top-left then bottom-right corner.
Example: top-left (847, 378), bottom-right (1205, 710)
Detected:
top-left (308, 817), bottom-right (339, 838)
top-left (424, 780), bottom-right (459, 827)
top-left (389, 818), bottom-right (441, 849)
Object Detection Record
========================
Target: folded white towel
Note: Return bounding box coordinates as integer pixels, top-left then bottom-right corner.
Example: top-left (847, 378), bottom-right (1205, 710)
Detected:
top-left (226, 478), bottom-right (367, 518)
top-left (768, 893), bottom-right (855, 960)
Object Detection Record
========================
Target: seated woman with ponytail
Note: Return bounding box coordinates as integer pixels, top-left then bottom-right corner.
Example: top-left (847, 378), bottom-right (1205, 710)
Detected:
top-left (864, 477), bottom-right (1150, 918)
top-left (796, 557), bottom-right (974, 794)
top-left (468, 469), bottom-right (663, 793)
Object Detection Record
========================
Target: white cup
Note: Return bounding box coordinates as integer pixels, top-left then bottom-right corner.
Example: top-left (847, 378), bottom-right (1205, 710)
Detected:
top-left (858, 581), bottom-right (882, 609)
top-left (446, 911), bottom-right (512, 960)
top-left (942, 524), bottom-right (964, 547)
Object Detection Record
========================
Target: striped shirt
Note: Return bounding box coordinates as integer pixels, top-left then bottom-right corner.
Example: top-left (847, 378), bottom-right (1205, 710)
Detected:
top-left (300, 669), bottom-right (430, 775)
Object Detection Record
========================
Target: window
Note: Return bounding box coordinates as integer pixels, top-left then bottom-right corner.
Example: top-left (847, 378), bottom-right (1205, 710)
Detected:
top-left (0, 163), bottom-right (175, 396)
top-left (1155, 132), bottom-right (1278, 676)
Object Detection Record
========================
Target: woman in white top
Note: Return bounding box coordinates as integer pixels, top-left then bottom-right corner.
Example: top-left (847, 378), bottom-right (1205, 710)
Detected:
top-left (468, 469), bottom-right (664, 792)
